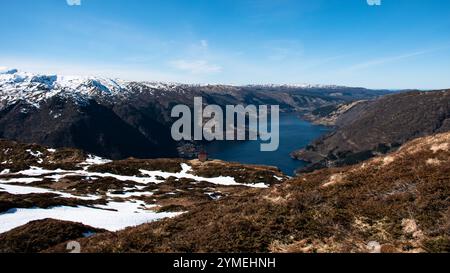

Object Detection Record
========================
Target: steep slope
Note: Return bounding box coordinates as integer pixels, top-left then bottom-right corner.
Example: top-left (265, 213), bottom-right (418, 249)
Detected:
top-left (0, 97), bottom-right (178, 159)
top-left (292, 90), bottom-right (450, 172)
top-left (0, 69), bottom-right (390, 159)
top-left (44, 132), bottom-right (450, 253)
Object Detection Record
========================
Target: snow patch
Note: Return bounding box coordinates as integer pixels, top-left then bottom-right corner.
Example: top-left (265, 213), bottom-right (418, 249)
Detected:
top-left (140, 163), bottom-right (269, 188)
top-left (322, 173), bottom-right (345, 188)
top-left (82, 155), bottom-right (112, 166)
top-left (7, 164), bottom-right (269, 188)
top-left (274, 176), bottom-right (283, 181)
top-left (382, 156), bottom-right (395, 166)
top-left (426, 158), bottom-right (442, 166)
top-left (0, 201), bottom-right (183, 233)
top-left (0, 183), bottom-right (99, 200)
top-left (431, 143), bottom-right (449, 153)
top-left (26, 149), bottom-right (43, 158)
top-left (0, 177), bottom-right (42, 184)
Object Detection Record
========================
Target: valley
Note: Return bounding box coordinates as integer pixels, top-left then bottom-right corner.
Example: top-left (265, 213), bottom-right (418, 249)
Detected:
top-left (0, 69), bottom-right (448, 254)
top-left (205, 113), bottom-right (329, 175)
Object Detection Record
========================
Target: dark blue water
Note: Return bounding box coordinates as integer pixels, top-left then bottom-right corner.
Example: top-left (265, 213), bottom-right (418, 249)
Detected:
top-left (205, 114), bottom-right (329, 176)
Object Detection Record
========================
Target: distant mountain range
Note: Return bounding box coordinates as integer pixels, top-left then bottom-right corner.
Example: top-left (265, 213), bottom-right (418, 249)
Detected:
top-left (0, 69), bottom-right (391, 160)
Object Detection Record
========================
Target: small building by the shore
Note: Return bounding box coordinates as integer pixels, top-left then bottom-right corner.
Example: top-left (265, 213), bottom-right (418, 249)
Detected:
top-left (198, 151), bottom-right (208, 162)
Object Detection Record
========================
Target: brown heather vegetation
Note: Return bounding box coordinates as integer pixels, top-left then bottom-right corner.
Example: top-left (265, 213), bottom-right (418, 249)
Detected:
top-left (0, 139), bottom-right (87, 171)
top-left (43, 132), bottom-right (450, 253)
top-left (0, 138), bottom-right (288, 219)
top-left (0, 219), bottom-right (107, 253)
top-left (190, 159), bottom-right (287, 185)
top-left (87, 158), bottom-right (287, 186)
top-left (0, 138), bottom-right (292, 254)
top-left (87, 158), bottom-right (185, 175)
top-left (0, 192), bottom-right (107, 213)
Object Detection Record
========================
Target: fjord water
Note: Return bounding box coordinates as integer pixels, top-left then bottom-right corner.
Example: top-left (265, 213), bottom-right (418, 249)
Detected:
top-left (205, 114), bottom-right (329, 176)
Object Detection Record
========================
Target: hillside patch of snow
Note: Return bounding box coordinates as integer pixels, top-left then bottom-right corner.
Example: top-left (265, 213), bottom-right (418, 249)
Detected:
top-left (8, 164), bottom-right (268, 188)
top-left (139, 163), bottom-right (269, 188)
top-left (26, 149), bottom-right (43, 158)
top-left (0, 183), bottom-right (100, 200)
top-left (0, 201), bottom-right (183, 233)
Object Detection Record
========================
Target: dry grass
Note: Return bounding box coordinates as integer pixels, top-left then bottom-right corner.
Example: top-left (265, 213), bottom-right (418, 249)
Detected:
top-left (43, 132), bottom-right (449, 253)
top-left (0, 139), bottom-right (87, 171)
top-left (0, 219), bottom-right (107, 253)
top-left (87, 158), bottom-right (185, 175)
top-left (190, 159), bottom-right (287, 185)
top-left (1, 133), bottom-right (448, 253)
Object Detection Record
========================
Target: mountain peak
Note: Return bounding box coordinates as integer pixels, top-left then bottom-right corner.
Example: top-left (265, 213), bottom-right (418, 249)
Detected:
top-left (0, 68), bottom-right (18, 75)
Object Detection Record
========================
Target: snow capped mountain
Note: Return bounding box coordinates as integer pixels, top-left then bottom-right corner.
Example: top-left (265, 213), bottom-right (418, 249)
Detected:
top-left (0, 69), bottom-right (130, 94)
top-left (0, 69), bottom-right (192, 109)
top-left (0, 69), bottom-right (205, 94)
top-left (0, 69), bottom-right (369, 110)
top-left (0, 70), bottom-right (118, 108)
top-left (0, 68), bottom-right (18, 75)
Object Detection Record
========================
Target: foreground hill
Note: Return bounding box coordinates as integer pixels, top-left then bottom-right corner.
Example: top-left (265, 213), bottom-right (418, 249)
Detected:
top-left (293, 90), bottom-right (450, 172)
top-left (38, 132), bottom-right (449, 253)
top-left (0, 138), bottom-right (287, 252)
top-left (0, 219), bottom-right (106, 253)
top-left (0, 69), bottom-right (390, 159)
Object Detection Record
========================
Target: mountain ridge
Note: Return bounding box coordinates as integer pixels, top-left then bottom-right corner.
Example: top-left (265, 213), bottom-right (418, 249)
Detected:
top-left (0, 69), bottom-right (391, 160)
top-left (292, 89), bottom-right (450, 172)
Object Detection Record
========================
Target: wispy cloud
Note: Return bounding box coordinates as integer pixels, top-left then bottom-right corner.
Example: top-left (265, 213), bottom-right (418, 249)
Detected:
top-left (170, 59), bottom-right (222, 74)
top-left (342, 47), bottom-right (449, 73)
top-left (263, 40), bottom-right (304, 62)
top-left (186, 39), bottom-right (212, 56)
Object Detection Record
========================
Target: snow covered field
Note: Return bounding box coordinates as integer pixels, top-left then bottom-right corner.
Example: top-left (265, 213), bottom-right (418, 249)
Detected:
top-left (2, 163), bottom-right (268, 187)
top-left (0, 201), bottom-right (181, 233)
top-left (0, 159), bottom-right (270, 233)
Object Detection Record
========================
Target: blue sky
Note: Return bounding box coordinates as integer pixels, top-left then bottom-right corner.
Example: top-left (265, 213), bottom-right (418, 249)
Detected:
top-left (1, 0), bottom-right (450, 89)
